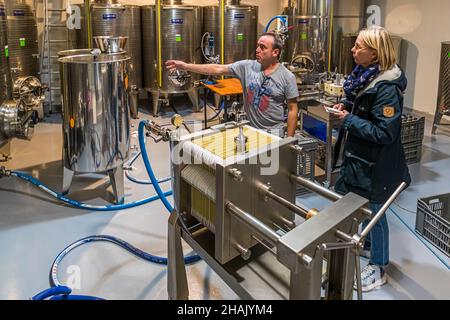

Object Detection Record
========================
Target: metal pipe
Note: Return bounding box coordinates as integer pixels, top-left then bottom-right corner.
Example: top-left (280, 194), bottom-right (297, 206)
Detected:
top-left (220, 0), bottom-right (225, 73)
top-left (290, 174), bottom-right (372, 218)
top-left (84, 0), bottom-right (92, 48)
top-left (265, 188), bottom-right (309, 220)
top-left (156, 0), bottom-right (162, 87)
top-left (360, 182), bottom-right (407, 239)
top-left (291, 174), bottom-right (341, 201)
top-left (226, 202), bottom-right (280, 244)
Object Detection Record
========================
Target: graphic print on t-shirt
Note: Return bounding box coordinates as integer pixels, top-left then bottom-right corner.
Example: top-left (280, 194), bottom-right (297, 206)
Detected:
top-left (247, 74), bottom-right (272, 113)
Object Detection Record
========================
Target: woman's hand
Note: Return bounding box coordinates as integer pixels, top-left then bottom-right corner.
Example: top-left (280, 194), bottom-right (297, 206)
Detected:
top-left (333, 103), bottom-right (346, 111)
top-left (336, 109), bottom-right (349, 121)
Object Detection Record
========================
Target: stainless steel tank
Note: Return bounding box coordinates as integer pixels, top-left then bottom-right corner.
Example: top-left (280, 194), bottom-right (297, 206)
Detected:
top-left (141, 5), bottom-right (156, 91)
top-left (145, 1), bottom-right (202, 116)
top-left (75, 2), bottom-right (142, 89)
top-left (432, 41), bottom-right (450, 134)
top-left (4, 0), bottom-right (39, 80)
top-left (203, 1), bottom-right (258, 64)
top-left (284, 0), bottom-right (364, 74)
top-left (59, 53), bottom-right (130, 203)
top-left (330, 0), bottom-right (364, 73)
top-left (338, 33), bottom-right (357, 75)
top-left (284, 0), bottom-right (331, 73)
top-left (157, 3), bottom-right (202, 93)
top-left (0, 0), bottom-right (12, 104)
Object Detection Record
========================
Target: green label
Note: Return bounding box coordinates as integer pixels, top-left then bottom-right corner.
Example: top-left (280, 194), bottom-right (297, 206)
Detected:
top-left (301, 32), bottom-right (308, 40)
top-left (448, 52), bottom-right (450, 58)
top-left (237, 33), bottom-right (244, 41)
top-left (19, 38), bottom-right (26, 47)
top-left (175, 34), bottom-right (182, 42)
top-left (4, 45), bottom-right (8, 57)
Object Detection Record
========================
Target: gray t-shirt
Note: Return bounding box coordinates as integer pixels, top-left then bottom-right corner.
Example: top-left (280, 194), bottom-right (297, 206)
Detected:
top-left (230, 60), bottom-right (299, 134)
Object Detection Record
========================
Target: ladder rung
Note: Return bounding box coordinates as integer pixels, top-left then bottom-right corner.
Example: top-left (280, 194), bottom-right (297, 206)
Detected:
top-left (48, 9), bottom-right (66, 12)
top-left (47, 24), bottom-right (67, 27)
top-left (50, 88), bottom-right (62, 91)
top-left (49, 40), bottom-right (68, 43)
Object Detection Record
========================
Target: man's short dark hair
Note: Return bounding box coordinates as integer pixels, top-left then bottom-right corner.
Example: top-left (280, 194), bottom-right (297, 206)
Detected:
top-left (260, 32), bottom-right (284, 59)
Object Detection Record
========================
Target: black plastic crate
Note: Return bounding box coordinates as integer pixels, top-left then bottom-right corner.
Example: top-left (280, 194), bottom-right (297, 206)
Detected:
top-left (295, 134), bottom-right (318, 195)
top-left (401, 114), bottom-right (425, 144)
top-left (403, 140), bottom-right (423, 165)
top-left (416, 193), bottom-right (450, 258)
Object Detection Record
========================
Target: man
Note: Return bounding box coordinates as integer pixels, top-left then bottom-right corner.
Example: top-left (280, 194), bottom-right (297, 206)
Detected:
top-left (166, 33), bottom-right (299, 137)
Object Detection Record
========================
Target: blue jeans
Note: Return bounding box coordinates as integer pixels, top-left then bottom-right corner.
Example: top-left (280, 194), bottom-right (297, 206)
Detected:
top-left (362, 203), bottom-right (389, 267)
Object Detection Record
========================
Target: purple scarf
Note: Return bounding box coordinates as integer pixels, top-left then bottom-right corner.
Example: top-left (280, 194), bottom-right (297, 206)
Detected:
top-left (343, 64), bottom-right (380, 105)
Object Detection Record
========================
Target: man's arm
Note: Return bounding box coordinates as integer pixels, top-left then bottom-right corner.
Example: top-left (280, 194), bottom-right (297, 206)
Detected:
top-left (286, 99), bottom-right (299, 137)
top-left (166, 60), bottom-right (233, 76)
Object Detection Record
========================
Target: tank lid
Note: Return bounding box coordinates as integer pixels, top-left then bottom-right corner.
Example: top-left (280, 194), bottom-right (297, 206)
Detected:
top-left (58, 54), bottom-right (130, 64)
top-left (162, 0), bottom-right (183, 5)
top-left (93, 0), bottom-right (119, 4)
top-left (225, 0), bottom-right (241, 5)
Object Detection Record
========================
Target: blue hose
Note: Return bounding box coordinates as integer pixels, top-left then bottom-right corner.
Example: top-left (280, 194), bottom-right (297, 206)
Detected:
top-left (33, 121), bottom-right (202, 299)
top-left (49, 235), bottom-right (201, 288)
top-left (138, 121), bottom-right (174, 213)
top-left (31, 285), bottom-right (72, 300)
top-left (10, 170), bottom-right (172, 211)
top-left (125, 151), bottom-right (172, 185)
top-left (264, 15), bottom-right (287, 33)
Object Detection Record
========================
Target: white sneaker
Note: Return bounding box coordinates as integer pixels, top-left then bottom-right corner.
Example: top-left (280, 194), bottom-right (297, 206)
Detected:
top-left (360, 249), bottom-right (371, 259)
top-left (354, 264), bottom-right (387, 292)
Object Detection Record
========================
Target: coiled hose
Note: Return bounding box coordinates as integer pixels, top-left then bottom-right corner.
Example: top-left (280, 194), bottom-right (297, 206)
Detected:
top-left (30, 120), bottom-right (202, 299)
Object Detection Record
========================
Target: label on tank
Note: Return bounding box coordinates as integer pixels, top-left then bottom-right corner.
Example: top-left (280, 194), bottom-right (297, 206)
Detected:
top-left (298, 19), bottom-right (309, 24)
top-left (102, 13), bottom-right (117, 20)
top-left (0, 8), bottom-right (5, 16)
top-left (237, 33), bottom-right (244, 41)
top-left (234, 14), bottom-right (245, 19)
top-left (13, 9), bottom-right (25, 16)
top-left (170, 19), bottom-right (184, 24)
top-left (4, 45), bottom-right (8, 57)
top-left (19, 38), bottom-right (26, 47)
top-left (301, 32), bottom-right (308, 40)
top-left (175, 34), bottom-right (182, 42)
top-left (448, 52), bottom-right (450, 58)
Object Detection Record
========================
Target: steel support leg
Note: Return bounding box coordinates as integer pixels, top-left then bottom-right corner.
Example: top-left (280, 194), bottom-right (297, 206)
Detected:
top-left (167, 211), bottom-right (189, 300)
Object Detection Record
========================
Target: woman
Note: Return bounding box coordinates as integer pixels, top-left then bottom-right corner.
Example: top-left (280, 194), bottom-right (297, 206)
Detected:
top-left (333, 26), bottom-right (411, 292)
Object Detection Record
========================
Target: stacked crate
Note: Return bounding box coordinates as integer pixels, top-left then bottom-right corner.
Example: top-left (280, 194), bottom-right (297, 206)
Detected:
top-left (401, 113), bottom-right (425, 165)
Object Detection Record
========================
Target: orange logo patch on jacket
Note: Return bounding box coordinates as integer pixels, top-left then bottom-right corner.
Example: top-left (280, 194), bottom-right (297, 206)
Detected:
top-left (383, 106), bottom-right (395, 118)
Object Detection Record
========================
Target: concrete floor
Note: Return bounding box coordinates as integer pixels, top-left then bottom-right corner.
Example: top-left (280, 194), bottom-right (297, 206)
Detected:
top-left (0, 103), bottom-right (449, 300)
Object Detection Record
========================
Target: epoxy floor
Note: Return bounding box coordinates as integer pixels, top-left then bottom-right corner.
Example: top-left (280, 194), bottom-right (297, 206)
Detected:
top-left (0, 103), bottom-right (449, 300)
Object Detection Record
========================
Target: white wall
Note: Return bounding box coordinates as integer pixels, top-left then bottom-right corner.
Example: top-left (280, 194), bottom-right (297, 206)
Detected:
top-left (365, 0), bottom-right (450, 115)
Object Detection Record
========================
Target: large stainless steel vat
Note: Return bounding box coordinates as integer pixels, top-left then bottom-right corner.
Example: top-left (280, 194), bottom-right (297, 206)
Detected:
top-left (284, 0), bottom-right (364, 75)
top-left (330, 0), bottom-right (364, 73)
top-left (144, 1), bottom-right (202, 115)
top-left (5, 0), bottom-right (39, 80)
top-left (75, 2), bottom-right (142, 89)
top-left (141, 5), bottom-right (156, 91)
top-left (203, 1), bottom-right (258, 64)
top-left (0, 0), bottom-right (12, 104)
top-left (59, 53), bottom-right (131, 204)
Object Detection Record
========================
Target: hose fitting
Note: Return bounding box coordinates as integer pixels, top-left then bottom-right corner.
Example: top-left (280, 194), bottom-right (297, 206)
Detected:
top-left (0, 166), bottom-right (11, 178)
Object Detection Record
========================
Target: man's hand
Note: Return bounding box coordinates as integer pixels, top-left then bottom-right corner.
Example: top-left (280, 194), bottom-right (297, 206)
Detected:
top-left (165, 60), bottom-right (187, 72)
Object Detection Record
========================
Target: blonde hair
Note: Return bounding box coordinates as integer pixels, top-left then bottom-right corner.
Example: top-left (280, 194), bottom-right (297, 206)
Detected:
top-left (358, 26), bottom-right (397, 71)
